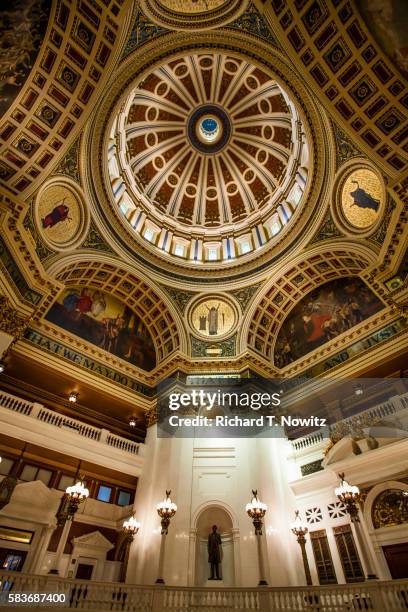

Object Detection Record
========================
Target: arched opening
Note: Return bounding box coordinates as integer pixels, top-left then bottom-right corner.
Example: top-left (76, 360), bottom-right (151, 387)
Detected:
top-left (195, 506), bottom-right (235, 586)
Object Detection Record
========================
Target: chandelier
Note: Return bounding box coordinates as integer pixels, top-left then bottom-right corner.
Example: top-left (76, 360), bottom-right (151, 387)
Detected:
top-left (290, 510), bottom-right (308, 539)
top-left (123, 516), bottom-right (141, 538)
top-left (157, 490), bottom-right (177, 534)
top-left (246, 490), bottom-right (267, 535)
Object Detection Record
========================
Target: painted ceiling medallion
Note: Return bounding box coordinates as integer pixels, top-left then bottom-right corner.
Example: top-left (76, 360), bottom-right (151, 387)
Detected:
top-left (35, 181), bottom-right (88, 251)
top-left (189, 297), bottom-right (237, 339)
top-left (108, 52), bottom-right (310, 264)
top-left (340, 168), bottom-right (383, 229)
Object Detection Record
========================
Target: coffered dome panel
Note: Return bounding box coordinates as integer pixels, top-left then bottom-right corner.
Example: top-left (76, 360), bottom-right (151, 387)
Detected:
top-left (107, 51), bottom-right (310, 267)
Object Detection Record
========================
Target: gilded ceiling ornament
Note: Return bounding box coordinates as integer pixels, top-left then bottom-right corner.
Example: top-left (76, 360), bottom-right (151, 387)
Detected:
top-left (341, 169), bottom-right (383, 229)
top-left (145, 406), bottom-right (158, 428)
top-left (0, 295), bottom-right (30, 339)
top-left (372, 489), bottom-right (408, 529)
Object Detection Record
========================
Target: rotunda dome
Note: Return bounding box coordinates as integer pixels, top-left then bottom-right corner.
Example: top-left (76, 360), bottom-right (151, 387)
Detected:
top-left (107, 51), bottom-right (310, 267)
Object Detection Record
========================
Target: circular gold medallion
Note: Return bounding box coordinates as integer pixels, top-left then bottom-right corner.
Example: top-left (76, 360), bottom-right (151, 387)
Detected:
top-left (190, 298), bottom-right (237, 339)
top-left (341, 169), bottom-right (382, 229)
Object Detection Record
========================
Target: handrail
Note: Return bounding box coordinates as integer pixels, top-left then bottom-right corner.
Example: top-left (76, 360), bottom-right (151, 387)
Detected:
top-left (0, 389), bottom-right (140, 456)
top-left (1, 572), bottom-right (408, 611)
top-left (291, 391), bottom-right (408, 452)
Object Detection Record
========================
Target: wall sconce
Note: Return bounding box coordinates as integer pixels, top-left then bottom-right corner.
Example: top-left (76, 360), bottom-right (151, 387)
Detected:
top-left (68, 392), bottom-right (78, 403)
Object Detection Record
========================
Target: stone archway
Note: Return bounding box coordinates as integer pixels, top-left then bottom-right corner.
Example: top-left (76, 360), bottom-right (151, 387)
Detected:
top-left (194, 505), bottom-right (235, 587)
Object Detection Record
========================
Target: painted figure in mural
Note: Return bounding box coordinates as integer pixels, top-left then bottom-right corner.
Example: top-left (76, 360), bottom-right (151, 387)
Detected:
top-left (274, 278), bottom-right (384, 369)
top-left (349, 181), bottom-right (380, 212)
top-left (46, 288), bottom-right (157, 371)
top-left (41, 201), bottom-right (70, 228)
top-left (208, 525), bottom-right (222, 580)
top-left (101, 315), bottom-right (126, 353)
top-left (199, 315), bottom-right (207, 331)
top-left (206, 304), bottom-right (220, 335)
top-left (90, 291), bottom-right (107, 318)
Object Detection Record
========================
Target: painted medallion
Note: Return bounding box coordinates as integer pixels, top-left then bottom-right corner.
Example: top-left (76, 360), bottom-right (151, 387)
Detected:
top-left (341, 169), bottom-right (382, 229)
top-left (191, 299), bottom-right (236, 338)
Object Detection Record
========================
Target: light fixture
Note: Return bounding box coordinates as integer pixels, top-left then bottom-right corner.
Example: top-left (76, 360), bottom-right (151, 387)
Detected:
top-left (129, 416), bottom-right (137, 428)
top-left (291, 511), bottom-right (312, 586)
top-left (157, 490), bottom-right (177, 535)
top-left (65, 479), bottom-right (89, 518)
top-left (291, 510), bottom-right (308, 537)
top-left (123, 516), bottom-right (141, 537)
top-left (335, 473), bottom-right (360, 522)
top-left (68, 392), bottom-right (78, 403)
top-left (0, 362), bottom-right (5, 374)
top-left (354, 383), bottom-right (363, 396)
top-left (334, 473), bottom-right (377, 579)
top-left (246, 490), bottom-right (268, 585)
top-left (246, 489), bottom-right (267, 535)
top-left (156, 490), bottom-right (177, 584)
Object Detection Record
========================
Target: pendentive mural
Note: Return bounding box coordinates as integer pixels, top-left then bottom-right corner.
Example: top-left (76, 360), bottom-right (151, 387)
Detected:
top-left (45, 288), bottom-right (156, 371)
top-left (0, 0), bottom-right (51, 116)
top-left (274, 277), bottom-right (384, 368)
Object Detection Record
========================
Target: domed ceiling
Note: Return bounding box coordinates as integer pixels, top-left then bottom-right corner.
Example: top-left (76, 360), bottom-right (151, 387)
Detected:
top-left (107, 51), bottom-right (310, 266)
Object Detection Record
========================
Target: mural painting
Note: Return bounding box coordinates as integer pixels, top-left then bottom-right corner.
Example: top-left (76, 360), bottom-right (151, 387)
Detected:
top-left (341, 169), bottom-right (383, 229)
top-left (191, 299), bottom-right (236, 338)
top-left (0, 0), bottom-right (51, 116)
top-left (46, 288), bottom-right (156, 371)
top-left (274, 277), bottom-right (384, 368)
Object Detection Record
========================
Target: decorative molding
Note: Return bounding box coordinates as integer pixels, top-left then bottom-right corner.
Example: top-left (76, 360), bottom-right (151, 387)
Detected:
top-left (229, 284), bottom-right (261, 312)
top-left (191, 334), bottom-right (236, 358)
top-left (122, 8), bottom-right (169, 60)
top-left (368, 196), bottom-right (396, 247)
top-left (311, 210), bottom-right (343, 244)
top-left (226, 2), bottom-right (279, 48)
top-left (23, 202), bottom-right (55, 262)
top-left (145, 406), bottom-right (157, 428)
top-left (161, 286), bottom-right (195, 315)
top-left (0, 295), bottom-right (30, 339)
top-left (52, 137), bottom-right (81, 185)
top-left (0, 236), bottom-right (43, 306)
top-left (81, 220), bottom-right (114, 253)
top-left (333, 122), bottom-right (364, 168)
top-left (24, 328), bottom-right (154, 398)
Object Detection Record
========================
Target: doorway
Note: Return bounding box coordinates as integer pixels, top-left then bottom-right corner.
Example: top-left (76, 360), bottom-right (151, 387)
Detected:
top-left (383, 543), bottom-right (408, 578)
top-left (75, 563), bottom-right (94, 580)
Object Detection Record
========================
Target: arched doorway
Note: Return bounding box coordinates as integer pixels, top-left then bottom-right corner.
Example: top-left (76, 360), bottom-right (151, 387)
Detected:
top-left (195, 506), bottom-right (235, 586)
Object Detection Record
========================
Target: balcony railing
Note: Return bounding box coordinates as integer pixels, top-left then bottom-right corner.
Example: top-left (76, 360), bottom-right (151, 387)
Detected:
top-left (291, 391), bottom-right (408, 453)
top-left (0, 572), bottom-right (407, 611)
top-left (0, 389), bottom-right (141, 456)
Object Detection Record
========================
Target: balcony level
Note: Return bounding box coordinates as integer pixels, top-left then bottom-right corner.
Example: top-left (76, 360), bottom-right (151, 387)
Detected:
top-left (0, 390), bottom-right (144, 477)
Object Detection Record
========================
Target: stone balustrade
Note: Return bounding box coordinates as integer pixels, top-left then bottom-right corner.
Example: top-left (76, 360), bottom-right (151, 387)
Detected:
top-left (291, 391), bottom-right (408, 454)
top-left (0, 572), bottom-right (407, 611)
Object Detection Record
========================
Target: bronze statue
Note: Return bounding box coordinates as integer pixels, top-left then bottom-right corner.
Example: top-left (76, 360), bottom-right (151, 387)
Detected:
top-left (208, 525), bottom-right (222, 580)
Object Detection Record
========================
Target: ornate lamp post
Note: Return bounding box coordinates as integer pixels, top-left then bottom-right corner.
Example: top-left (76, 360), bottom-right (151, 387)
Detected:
top-left (246, 490), bottom-right (268, 586)
top-left (120, 516), bottom-right (140, 582)
top-left (291, 511), bottom-right (312, 585)
top-left (156, 490), bottom-right (177, 584)
top-left (335, 473), bottom-right (377, 580)
top-left (49, 477), bottom-right (89, 574)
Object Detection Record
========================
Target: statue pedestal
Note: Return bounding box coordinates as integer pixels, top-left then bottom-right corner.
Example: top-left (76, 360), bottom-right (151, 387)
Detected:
top-left (205, 579), bottom-right (225, 588)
